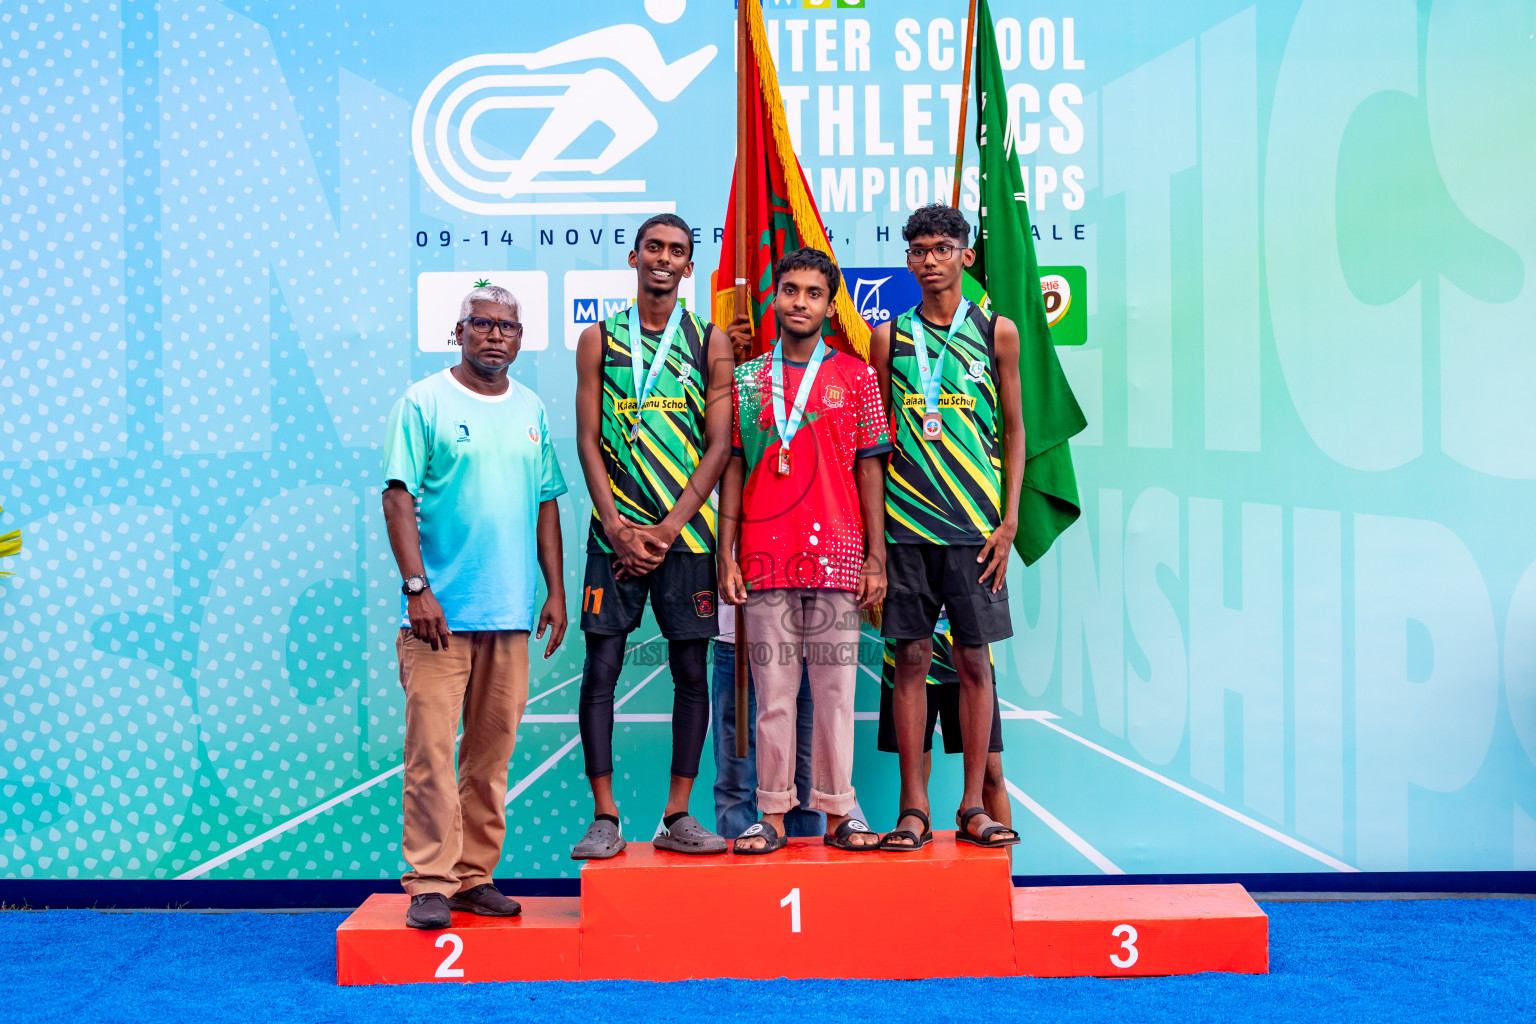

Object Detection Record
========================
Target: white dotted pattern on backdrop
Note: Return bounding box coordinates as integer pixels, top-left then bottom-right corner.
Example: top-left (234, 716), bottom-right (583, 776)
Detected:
top-left (194, 486), bottom-right (361, 821)
top-left (158, 2), bottom-right (410, 454)
top-left (0, 504), bottom-right (194, 879)
top-left (1, 1), bottom-right (600, 882)
top-left (0, 2), bottom-right (128, 461)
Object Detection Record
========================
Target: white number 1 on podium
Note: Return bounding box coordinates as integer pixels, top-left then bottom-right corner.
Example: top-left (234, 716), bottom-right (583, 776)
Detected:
top-left (780, 887), bottom-right (801, 933)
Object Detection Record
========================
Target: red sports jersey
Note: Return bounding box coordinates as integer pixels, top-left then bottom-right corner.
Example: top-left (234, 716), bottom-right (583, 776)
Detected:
top-left (731, 349), bottom-right (893, 591)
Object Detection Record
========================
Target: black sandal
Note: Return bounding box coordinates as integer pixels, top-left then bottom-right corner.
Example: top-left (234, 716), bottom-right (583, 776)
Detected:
top-left (955, 806), bottom-right (1019, 848)
top-left (734, 820), bottom-right (788, 855)
top-left (879, 808), bottom-right (933, 852)
top-left (823, 817), bottom-right (881, 852)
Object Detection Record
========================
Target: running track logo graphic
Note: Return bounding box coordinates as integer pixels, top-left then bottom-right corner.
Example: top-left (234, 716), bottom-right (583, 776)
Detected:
top-left (411, 2), bottom-right (716, 216)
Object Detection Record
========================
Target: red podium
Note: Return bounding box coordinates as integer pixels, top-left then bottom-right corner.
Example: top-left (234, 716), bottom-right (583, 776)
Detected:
top-left (1012, 883), bottom-right (1268, 977)
top-left (580, 833), bottom-right (1016, 981)
top-left (336, 834), bottom-right (1268, 984)
top-left (337, 894), bottom-right (580, 985)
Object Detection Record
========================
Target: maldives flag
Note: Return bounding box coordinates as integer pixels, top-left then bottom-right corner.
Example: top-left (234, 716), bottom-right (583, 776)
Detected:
top-left (712, 0), bottom-right (869, 361)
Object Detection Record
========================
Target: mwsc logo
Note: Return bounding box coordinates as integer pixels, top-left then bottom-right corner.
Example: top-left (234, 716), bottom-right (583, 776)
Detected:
top-left (562, 269), bottom-right (697, 349)
top-left (573, 297), bottom-right (638, 325)
top-left (412, 1), bottom-right (715, 216)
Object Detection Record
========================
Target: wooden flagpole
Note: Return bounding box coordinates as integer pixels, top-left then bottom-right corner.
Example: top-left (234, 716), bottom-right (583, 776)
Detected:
top-left (733, 2), bottom-right (752, 760)
top-left (951, 0), bottom-right (979, 207)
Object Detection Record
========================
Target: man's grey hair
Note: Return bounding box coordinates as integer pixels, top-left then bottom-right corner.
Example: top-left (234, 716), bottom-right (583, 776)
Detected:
top-left (459, 284), bottom-right (519, 320)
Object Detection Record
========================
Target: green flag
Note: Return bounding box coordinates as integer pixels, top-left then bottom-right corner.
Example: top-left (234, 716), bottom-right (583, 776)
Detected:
top-left (969, 0), bottom-right (1089, 566)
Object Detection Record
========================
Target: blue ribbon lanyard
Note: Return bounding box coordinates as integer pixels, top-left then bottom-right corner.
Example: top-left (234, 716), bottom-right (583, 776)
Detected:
top-left (770, 338), bottom-right (829, 468)
top-left (627, 301), bottom-right (686, 441)
top-left (911, 299), bottom-right (971, 422)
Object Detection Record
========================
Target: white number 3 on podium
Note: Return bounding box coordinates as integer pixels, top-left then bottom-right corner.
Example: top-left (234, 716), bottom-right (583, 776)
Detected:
top-left (1109, 924), bottom-right (1139, 969)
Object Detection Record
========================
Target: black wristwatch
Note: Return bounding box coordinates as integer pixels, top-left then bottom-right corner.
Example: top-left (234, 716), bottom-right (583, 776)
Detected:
top-left (402, 574), bottom-right (430, 596)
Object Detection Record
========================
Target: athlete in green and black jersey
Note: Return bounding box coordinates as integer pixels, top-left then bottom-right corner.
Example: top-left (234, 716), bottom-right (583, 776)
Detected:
top-left (869, 203), bottom-right (1025, 853)
top-left (572, 214), bottom-right (733, 860)
top-left (885, 302), bottom-right (1003, 545)
top-left (588, 303), bottom-right (716, 557)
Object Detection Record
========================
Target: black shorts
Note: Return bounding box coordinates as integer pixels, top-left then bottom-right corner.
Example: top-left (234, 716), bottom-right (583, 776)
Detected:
top-left (881, 543), bottom-right (1013, 645)
top-left (876, 683), bottom-right (1004, 754)
top-left (580, 551), bottom-right (719, 641)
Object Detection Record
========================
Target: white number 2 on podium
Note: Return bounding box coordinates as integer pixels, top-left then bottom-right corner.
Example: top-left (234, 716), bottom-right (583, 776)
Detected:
top-left (780, 887), bottom-right (801, 933)
top-left (1109, 924), bottom-right (1139, 969)
top-left (434, 932), bottom-right (465, 978)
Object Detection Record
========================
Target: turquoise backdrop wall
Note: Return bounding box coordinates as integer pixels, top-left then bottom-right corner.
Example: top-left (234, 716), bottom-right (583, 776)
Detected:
top-left (2, 0), bottom-right (1533, 883)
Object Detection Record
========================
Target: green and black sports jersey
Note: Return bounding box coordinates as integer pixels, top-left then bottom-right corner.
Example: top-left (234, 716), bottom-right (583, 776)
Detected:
top-left (588, 305), bottom-right (716, 555)
top-left (885, 303), bottom-right (1002, 545)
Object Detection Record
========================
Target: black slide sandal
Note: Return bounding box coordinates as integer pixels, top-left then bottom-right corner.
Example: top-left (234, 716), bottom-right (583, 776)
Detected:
top-left (955, 806), bottom-right (1019, 848)
top-left (878, 808), bottom-right (933, 852)
top-left (823, 817), bottom-right (881, 852)
top-left (734, 820), bottom-right (788, 855)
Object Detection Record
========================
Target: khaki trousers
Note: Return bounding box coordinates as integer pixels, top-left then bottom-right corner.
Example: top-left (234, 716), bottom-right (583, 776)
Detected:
top-left (743, 588), bottom-right (860, 817)
top-left (396, 628), bottom-right (529, 897)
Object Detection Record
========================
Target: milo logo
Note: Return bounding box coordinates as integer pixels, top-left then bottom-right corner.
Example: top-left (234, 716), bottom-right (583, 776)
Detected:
top-left (1040, 273), bottom-right (1072, 328)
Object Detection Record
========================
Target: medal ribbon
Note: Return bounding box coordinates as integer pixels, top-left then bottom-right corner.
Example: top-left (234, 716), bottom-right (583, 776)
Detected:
top-left (627, 300), bottom-right (686, 439)
top-left (770, 338), bottom-right (829, 458)
top-left (911, 299), bottom-right (971, 418)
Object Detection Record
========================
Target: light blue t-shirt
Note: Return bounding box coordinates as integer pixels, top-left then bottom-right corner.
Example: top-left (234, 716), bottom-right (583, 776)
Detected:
top-left (382, 368), bottom-right (568, 632)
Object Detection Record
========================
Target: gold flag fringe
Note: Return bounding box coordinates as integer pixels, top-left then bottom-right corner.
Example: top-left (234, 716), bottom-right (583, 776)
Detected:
top-left (717, 0), bottom-right (872, 362)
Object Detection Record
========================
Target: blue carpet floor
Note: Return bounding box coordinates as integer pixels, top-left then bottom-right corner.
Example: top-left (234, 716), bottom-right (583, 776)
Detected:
top-left (2, 900), bottom-right (1531, 1022)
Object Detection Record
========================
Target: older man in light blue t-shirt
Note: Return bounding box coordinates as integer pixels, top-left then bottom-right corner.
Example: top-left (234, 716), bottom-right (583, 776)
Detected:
top-left (382, 284), bottom-right (568, 930)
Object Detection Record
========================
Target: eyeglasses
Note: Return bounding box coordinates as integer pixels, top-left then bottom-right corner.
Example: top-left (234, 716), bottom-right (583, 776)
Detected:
top-left (459, 316), bottom-right (523, 337)
top-left (905, 244), bottom-right (961, 263)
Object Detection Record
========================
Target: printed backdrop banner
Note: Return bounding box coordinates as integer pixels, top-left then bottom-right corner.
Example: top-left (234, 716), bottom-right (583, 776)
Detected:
top-left (1, 0), bottom-right (1534, 883)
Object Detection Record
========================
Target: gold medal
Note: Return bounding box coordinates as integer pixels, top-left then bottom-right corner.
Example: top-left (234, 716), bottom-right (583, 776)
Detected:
top-left (922, 413), bottom-right (943, 440)
top-left (776, 448), bottom-right (791, 475)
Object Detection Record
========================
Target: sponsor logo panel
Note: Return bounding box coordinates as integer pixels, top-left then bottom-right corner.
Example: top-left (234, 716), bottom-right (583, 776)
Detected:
top-left (417, 270), bottom-right (550, 353)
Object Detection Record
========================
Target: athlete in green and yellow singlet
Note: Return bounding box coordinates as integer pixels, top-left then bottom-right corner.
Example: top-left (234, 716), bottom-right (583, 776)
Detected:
top-left (869, 203), bottom-right (1026, 854)
top-left (572, 214), bottom-right (733, 860)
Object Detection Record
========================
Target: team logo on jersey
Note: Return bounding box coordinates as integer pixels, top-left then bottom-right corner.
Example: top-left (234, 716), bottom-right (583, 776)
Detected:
top-left (823, 383), bottom-right (845, 408)
top-left (693, 590), bottom-right (715, 617)
top-left (966, 358), bottom-right (987, 382)
top-left (456, 420), bottom-right (472, 443)
top-left (527, 425), bottom-right (540, 443)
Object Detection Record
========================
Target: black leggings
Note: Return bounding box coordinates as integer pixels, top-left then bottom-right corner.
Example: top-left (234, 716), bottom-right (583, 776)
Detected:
top-left (578, 633), bottom-right (711, 780)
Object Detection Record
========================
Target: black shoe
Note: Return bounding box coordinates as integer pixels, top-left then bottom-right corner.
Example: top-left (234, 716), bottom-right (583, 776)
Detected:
top-left (405, 892), bottom-right (452, 929)
top-left (447, 882), bottom-right (522, 917)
